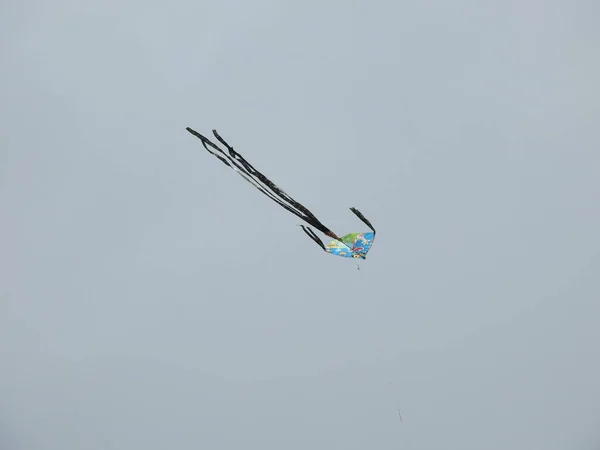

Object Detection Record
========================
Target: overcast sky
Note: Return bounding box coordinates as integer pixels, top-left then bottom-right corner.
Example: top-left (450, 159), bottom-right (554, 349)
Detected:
top-left (1, 0), bottom-right (599, 449)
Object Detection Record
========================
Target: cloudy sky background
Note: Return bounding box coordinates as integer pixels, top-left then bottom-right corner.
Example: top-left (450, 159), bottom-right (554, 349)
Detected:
top-left (2, 0), bottom-right (599, 449)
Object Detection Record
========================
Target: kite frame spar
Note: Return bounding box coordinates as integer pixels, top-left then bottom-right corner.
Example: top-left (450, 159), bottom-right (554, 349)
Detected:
top-left (185, 127), bottom-right (376, 259)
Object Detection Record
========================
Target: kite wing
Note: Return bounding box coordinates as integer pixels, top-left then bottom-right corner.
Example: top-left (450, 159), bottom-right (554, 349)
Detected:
top-left (325, 230), bottom-right (376, 259)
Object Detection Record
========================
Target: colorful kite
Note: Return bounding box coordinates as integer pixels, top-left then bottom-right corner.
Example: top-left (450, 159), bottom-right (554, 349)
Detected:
top-left (186, 127), bottom-right (376, 260)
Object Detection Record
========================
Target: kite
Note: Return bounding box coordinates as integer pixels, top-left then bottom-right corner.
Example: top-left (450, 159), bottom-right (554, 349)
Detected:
top-left (185, 127), bottom-right (376, 260)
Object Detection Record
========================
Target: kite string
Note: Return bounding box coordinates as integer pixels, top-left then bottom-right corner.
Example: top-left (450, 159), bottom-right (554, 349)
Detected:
top-left (387, 381), bottom-right (403, 423)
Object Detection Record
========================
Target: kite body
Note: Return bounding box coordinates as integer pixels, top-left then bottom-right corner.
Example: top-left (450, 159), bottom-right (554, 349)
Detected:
top-left (325, 232), bottom-right (375, 259)
top-left (186, 127), bottom-right (377, 260)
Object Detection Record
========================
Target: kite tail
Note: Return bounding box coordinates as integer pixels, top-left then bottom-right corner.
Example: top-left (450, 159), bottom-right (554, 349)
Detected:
top-left (298, 225), bottom-right (327, 252)
top-left (350, 207), bottom-right (376, 234)
top-left (186, 127), bottom-right (342, 241)
top-left (210, 130), bottom-right (333, 229)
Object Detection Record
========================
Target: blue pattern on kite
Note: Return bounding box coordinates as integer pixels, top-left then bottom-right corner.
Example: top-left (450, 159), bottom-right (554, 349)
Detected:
top-left (325, 232), bottom-right (375, 259)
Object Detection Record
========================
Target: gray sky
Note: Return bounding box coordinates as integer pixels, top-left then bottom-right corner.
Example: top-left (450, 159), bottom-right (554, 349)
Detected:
top-left (1, 0), bottom-right (599, 449)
